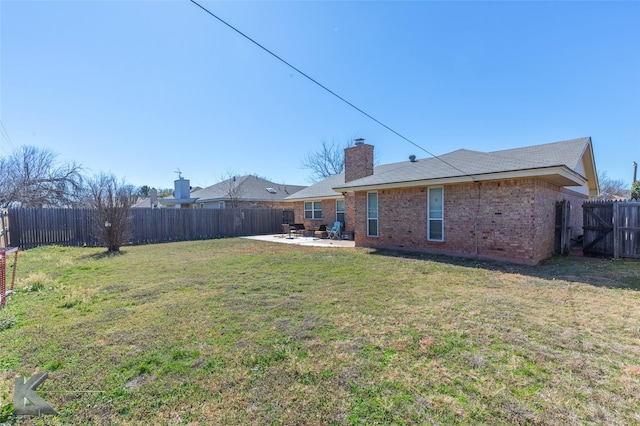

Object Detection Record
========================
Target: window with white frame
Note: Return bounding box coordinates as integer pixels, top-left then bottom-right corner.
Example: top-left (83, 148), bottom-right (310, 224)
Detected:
top-left (367, 192), bottom-right (378, 237)
top-left (336, 199), bottom-right (345, 224)
top-left (428, 187), bottom-right (443, 241)
top-left (304, 201), bottom-right (323, 219)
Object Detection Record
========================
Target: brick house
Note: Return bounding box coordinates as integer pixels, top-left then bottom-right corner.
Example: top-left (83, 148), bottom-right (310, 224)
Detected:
top-left (287, 137), bottom-right (599, 264)
top-left (160, 175), bottom-right (306, 209)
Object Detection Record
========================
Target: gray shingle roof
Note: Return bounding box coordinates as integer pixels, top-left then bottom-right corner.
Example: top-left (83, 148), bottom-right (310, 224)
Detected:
top-left (190, 175), bottom-right (306, 202)
top-left (291, 137), bottom-right (592, 197)
top-left (132, 197), bottom-right (152, 208)
top-left (284, 173), bottom-right (345, 200)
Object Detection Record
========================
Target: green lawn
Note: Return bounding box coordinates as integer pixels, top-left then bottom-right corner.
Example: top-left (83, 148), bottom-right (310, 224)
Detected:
top-left (1, 239), bottom-right (639, 425)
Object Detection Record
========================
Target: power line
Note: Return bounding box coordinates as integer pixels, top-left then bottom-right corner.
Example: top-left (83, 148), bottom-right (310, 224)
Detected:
top-left (187, 0), bottom-right (473, 178)
top-left (0, 120), bottom-right (17, 154)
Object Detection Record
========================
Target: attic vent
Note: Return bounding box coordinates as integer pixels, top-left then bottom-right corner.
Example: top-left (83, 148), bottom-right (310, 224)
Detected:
top-left (409, 155), bottom-right (417, 162)
top-left (266, 187), bottom-right (277, 194)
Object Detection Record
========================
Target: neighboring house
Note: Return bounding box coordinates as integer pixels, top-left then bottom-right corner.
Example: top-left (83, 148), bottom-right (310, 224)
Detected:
top-left (159, 175), bottom-right (305, 209)
top-left (286, 137), bottom-right (599, 264)
top-left (131, 198), bottom-right (153, 208)
top-left (132, 188), bottom-right (180, 209)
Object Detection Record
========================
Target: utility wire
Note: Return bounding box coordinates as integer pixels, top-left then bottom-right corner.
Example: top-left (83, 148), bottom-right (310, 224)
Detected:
top-left (0, 120), bottom-right (17, 154)
top-left (188, 0), bottom-right (473, 178)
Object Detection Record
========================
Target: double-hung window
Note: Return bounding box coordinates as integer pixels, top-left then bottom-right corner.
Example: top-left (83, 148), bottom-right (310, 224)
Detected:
top-left (367, 192), bottom-right (378, 237)
top-left (304, 201), bottom-right (322, 219)
top-left (428, 187), bottom-right (444, 241)
top-left (336, 199), bottom-right (345, 223)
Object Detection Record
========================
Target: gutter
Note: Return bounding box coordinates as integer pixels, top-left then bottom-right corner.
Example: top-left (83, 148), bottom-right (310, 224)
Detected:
top-left (332, 166), bottom-right (587, 193)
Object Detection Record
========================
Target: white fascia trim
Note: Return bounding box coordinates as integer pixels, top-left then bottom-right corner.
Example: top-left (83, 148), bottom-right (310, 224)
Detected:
top-left (288, 195), bottom-right (343, 202)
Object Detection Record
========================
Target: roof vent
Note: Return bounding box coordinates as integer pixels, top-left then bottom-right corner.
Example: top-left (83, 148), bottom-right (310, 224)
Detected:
top-left (409, 155), bottom-right (417, 162)
top-left (266, 187), bottom-right (277, 194)
top-left (354, 138), bottom-right (365, 146)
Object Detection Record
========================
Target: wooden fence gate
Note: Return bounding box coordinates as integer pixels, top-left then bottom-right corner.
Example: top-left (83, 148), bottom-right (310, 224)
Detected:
top-left (282, 210), bottom-right (294, 224)
top-left (583, 200), bottom-right (640, 259)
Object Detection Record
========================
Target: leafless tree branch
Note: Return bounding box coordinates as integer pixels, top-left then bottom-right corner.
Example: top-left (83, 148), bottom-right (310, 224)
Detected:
top-left (219, 171), bottom-right (246, 208)
top-left (85, 173), bottom-right (137, 252)
top-left (0, 146), bottom-right (83, 208)
top-left (597, 170), bottom-right (630, 199)
top-left (300, 139), bottom-right (354, 183)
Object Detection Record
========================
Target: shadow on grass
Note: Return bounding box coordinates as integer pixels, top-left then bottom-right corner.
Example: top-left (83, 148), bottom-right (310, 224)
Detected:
top-left (82, 250), bottom-right (127, 261)
top-left (368, 247), bottom-right (640, 291)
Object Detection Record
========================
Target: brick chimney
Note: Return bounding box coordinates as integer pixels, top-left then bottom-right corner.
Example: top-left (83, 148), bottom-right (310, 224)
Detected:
top-left (344, 138), bottom-right (374, 183)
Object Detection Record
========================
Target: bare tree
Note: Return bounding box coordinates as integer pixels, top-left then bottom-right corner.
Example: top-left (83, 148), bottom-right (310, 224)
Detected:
top-left (218, 171), bottom-right (246, 208)
top-left (300, 139), bottom-right (354, 182)
top-left (597, 170), bottom-right (630, 199)
top-left (85, 173), bottom-right (137, 252)
top-left (0, 146), bottom-right (83, 207)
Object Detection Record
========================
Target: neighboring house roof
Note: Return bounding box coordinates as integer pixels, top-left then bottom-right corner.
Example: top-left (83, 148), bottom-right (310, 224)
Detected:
top-left (287, 137), bottom-right (598, 200)
top-left (334, 137), bottom-right (597, 195)
top-left (284, 173), bottom-right (346, 201)
top-left (165, 175), bottom-right (306, 204)
top-left (132, 197), bottom-right (152, 208)
top-left (132, 196), bottom-right (165, 208)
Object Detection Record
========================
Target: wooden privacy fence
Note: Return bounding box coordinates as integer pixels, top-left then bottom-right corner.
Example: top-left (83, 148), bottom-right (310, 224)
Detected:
top-left (3, 208), bottom-right (289, 250)
top-left (583, 199), bottom-right (640, 259)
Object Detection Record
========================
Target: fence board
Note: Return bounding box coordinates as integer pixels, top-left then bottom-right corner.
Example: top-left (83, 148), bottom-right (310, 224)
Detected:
top-left (582, 200), bottom-right (640, 259)
top-left (7, 208), bottom-right (290, 250)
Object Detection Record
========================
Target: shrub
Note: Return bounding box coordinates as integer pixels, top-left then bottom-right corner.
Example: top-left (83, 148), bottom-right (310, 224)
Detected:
top-left (631, 181), bottom-right (640, 200)
top-left (0, 310), bottom-right (16, 331)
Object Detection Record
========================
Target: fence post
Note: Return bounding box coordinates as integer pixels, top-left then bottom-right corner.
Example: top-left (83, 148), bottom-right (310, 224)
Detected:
top-left (0, 210), bottom-right (7, 248)
top-left (613, 201), bottom-right (619, 259)
top-left (563, 200), bottom-right (571, 255)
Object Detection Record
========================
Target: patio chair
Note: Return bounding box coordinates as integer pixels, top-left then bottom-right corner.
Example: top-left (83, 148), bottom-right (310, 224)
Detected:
top-left (314, 224), bottom-right (328, 239)
top-left (281, 224), bottom-right (294, 239)
top-left (326, 221), bottom-right (342, 240)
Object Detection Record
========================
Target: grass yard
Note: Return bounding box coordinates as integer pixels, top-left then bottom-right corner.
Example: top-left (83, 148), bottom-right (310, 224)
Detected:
top-left (0, 239), bottom-right (639, 425)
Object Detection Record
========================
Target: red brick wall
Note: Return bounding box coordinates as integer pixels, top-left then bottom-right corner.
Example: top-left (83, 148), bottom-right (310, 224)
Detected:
top-left (288, 200), bottom-right (338, 230)
top-left (344, 192), bottom-right (356, 233)
top-left (323, 200), bottom-right (338, 228)
top-left (353, 177), bottom-right (587, 264)
top-left (344, 144), bottom-right (374, 183)
top-left (532, 182), bottom-right (587, 261)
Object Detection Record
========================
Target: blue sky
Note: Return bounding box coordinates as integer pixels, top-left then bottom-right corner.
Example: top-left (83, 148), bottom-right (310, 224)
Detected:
top-left (1, 1), bottom-right (639, 190)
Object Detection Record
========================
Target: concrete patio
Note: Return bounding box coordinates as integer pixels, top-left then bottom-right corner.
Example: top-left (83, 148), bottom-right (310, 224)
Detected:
top-left (242, 234), bottom-right (355, 248)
